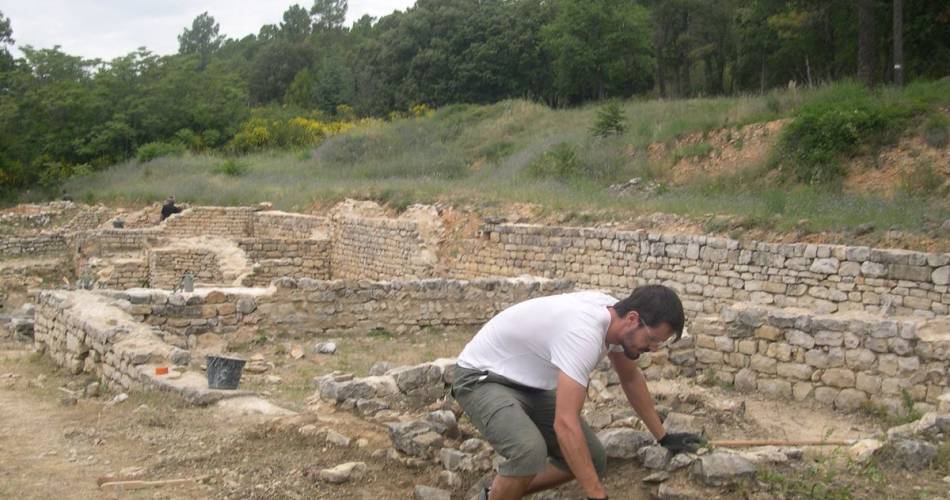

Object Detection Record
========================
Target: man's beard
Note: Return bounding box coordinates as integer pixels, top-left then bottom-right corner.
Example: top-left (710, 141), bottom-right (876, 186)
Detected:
top-left (623, 345), bottom-right (641, 360)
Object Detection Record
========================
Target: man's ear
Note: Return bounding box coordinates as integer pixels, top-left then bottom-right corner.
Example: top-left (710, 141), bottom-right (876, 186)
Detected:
top-left (624, 310), bottom-right (640, 326)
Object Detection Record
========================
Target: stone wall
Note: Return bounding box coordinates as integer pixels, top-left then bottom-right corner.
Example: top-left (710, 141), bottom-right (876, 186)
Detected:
top-left (34, 289), bottom-right (254, 404)
top-left (257, 276), bottom-right (571, 335)
top-left (683, 303), bottom-right (948, 414)
top-left (33, 290), bottom-right (180, 389)
top-left (253, 211), bottom-right (329, 239)
top-left (148, 248), bottom-right (223, 289)
top-left (452, 224), bottom-right (950, 318)
top-left (330, 215), bottom-right (435, 280)
top-left (238, 238), bottom-right (331, 286)
top-left (0, 235), bottom-right (68, 258)
top-left (97, 287), bottom-right (267, 345)
top-left (103, 277), bottom-right (571, 343)
top-left (90, 258), bottom-right (149, 290)
top-left (161, 206), bottom-right (255, 238)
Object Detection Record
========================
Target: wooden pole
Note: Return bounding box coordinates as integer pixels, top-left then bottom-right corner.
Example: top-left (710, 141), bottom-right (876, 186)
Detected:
top-left (99, 476), bottom-right (208, 491)
top-left (710, 438), bottom-right (857, 448)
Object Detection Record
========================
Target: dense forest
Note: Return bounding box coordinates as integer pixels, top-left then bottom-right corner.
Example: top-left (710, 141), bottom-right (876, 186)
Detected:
top-left (0, 0), bottom-right (948, 196)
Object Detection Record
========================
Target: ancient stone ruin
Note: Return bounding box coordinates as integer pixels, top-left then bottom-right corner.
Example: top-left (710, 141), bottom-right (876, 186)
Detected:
top-left (1, 199), bottom-right (947, 497)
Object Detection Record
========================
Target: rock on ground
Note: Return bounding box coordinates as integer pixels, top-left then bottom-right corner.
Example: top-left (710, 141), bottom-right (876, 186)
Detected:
top-left (413, 485), bottom-right (451, 500)
top-left (317, 462), bottom-right (366, 484)
top-left (597, 428), bottom-right (654, 458)
top-left (689, 452), bottom-right (757, 486)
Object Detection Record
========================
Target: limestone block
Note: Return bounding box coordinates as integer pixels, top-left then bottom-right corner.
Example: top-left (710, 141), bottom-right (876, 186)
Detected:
top-left (757, 379), bottom-right (791, 399)
top-left (834, 389), bottom-right (868, 411)
top-left (821, 369), bottom-right (856, 388)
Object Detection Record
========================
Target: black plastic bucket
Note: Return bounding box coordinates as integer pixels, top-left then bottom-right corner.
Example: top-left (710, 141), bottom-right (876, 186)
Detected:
top-left (206, 355), bottom-right (246, 390)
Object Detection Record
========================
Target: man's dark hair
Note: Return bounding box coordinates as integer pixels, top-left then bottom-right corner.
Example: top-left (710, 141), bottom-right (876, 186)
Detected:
top-left (614, 284), bottom-right (685, 340)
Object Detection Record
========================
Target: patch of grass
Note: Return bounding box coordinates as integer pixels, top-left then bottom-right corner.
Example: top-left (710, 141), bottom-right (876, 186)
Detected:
top-left (899, 159), bottom-right (946, 198)
top-left (858, 389), bottom-right (923, 427)
top-left (213, 159), bottom-right (249, 177)
top-left (671, 142), bottom-right (714, 163)
top-left (921, 113), bottom-right (949, 148)
top-left (477, 141), bottom-right (515, 163)
top-left (758, 459), bottom-right (854, 500)
top-left (698, 368), bottom-right (734, 390)
top-left (367, 328), bottom-right (394, 340)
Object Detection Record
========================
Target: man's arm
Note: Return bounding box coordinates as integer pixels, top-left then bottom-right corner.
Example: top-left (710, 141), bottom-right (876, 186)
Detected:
top-left (607, 351), bottom-right (665, 440)
top-left (554, 371), bottom-right (607, 499)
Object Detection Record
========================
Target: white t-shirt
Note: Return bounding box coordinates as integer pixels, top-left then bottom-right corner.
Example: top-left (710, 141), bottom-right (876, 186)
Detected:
top-left (457, 291), bottom-right (619, 390)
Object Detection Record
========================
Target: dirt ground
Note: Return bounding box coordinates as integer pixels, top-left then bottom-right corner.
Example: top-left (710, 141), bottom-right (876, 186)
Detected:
top-left (2, 326), bottom-right (948, 500)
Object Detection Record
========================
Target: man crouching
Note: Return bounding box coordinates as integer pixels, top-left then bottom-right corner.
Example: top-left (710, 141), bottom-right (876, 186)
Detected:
top-left (453, 285), bottom-right (703, 500)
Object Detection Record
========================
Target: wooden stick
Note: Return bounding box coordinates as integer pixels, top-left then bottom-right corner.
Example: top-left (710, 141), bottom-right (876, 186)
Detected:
top-left (711, 438), bottom-right (857, 448)
top-left (99, 476), bottom-right (207, 491)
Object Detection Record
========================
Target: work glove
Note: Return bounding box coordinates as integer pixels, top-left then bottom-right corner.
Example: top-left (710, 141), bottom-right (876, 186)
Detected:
top-left (658, 432), bottom-right (705, 453)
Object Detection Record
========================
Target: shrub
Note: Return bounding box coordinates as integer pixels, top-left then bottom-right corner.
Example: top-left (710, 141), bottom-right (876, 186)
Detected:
top-left (775, 82), bottom-right (913, 185)
top-left (591, 100), bottom-right (627, 138)
top-left (478, 141), bottom-right (515, 163)
top-left (900, 159), bottom-right (944, 197)
top-left (213, 159), bottom-right (248, 177)
top-left (174, 128), bottom-right (203, 151)
top-left (921, 114), bottom-right (949, 148)
top-left (529, 142), bottom-right (582, 178)
top-left (136, 141), bottom-right (186, 163)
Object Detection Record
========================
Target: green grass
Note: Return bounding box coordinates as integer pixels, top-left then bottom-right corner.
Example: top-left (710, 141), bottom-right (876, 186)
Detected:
top-left (671, 141), bottom-right (715, 163)
top-left (60, 85), bottom-right (948, 241)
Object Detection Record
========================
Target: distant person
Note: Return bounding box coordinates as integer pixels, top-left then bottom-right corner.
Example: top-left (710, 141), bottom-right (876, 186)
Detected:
top-left (160, 195), bottom-right (182, 221)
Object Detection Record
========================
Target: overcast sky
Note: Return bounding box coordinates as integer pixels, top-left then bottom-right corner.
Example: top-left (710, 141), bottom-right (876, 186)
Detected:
top-left (1, 1), bottom-right (416, 60)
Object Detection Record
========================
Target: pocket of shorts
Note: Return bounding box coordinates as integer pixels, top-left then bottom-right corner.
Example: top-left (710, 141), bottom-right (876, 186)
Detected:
top-left (466, 392), bottom-right (516, 432)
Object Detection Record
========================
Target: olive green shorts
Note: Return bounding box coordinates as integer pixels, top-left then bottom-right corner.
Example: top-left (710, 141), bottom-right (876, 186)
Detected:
top-left (452, 366), bottom-right (606, 477)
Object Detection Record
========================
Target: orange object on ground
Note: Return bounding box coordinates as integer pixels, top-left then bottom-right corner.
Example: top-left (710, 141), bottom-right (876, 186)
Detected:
top-left (155, 367), bottom-right (169, 375)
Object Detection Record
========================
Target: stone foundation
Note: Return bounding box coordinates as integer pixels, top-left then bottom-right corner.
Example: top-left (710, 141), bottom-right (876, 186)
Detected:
top-left (682, 303), bottom-right (948, 413)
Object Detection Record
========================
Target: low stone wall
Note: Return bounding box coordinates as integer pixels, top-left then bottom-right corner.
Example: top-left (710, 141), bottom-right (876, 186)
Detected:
top-left (453, 224), bottom-right (950, 318)
top-left (253, 211), bottom-right (329, 239)
top-left (161, 206), bottom-right (255, 238)
top-left (33, 290), bottom-right (180, 388)
top-left (34, 290), bottom-right (254, 404)
top-left (257, 276), bottom-right (572, 335)
top-left (101, 277), bottom-right (572, 343)
top-left (330, 215), bottom-right (435, 280)
top-left (238, 238), bottom-right (331, 286)
top-left (0, 235), bottom-right (68, 258)
top-left (148, 248), bottom-right (223, 288)
top-left (89, 257), bottom-right (149, 290)
top-left (684, 303), bottom-right (948, 414)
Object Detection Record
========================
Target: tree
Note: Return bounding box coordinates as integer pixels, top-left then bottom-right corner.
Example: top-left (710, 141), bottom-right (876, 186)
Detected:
top-left (857, 0), bottom-right (875, 86)
top-left (892, 0), bottom-right (903, 86)
top-left (177, 12), bottom-right (225, 68)
top-left (280, 5), bottom-right (312, 42)
top-left (311, 0), bottom-right (348, 31)
top-left (248, 41), bottom-right (313, 104)
top-left (0, 10), bottom-right (15, 71)
top-left (541, 0), bottom-right (653, 104)
top-left (0, 10), bottom-right (12, 46)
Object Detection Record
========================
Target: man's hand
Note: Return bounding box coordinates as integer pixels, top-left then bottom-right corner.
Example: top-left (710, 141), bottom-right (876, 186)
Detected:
top-left (658, 432), bottom-right (705, 453)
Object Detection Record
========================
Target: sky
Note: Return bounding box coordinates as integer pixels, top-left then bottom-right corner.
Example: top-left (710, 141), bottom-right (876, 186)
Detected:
top-left (0, 0), bottom-right (416, 60)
